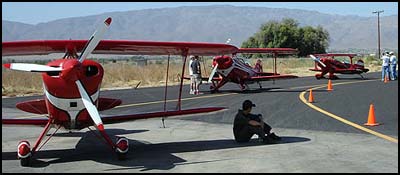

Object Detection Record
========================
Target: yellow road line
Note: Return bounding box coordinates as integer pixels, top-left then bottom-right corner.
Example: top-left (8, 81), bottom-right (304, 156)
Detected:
top-left (299, 79), bottom-right (398, 143)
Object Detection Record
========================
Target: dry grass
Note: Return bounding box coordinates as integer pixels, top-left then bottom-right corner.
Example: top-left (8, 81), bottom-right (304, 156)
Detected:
top-left (2, 57), bottom-right (382, 97)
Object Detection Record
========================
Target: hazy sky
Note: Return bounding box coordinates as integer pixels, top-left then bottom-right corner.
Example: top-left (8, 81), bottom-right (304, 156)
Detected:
top-left (2, 2), bottom-right (398, 25)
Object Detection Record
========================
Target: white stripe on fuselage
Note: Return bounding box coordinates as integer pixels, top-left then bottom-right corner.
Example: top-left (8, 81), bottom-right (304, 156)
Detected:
top-left (44, 85), bottom-right (99, 129)
top-left (217, 57), bottom-right (256, 77)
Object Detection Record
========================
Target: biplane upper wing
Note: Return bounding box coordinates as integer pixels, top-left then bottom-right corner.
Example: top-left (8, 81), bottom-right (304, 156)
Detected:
top-left (313, 53), bottom-right (358, 57)
top-left (238, 48), bottom-right (299, 81)
top-left (2, 40), bottom-right (238, 56)
top-left (236, 48), bottom-right (298, 55)
top-left (2, 40), bottom-right (237, 126)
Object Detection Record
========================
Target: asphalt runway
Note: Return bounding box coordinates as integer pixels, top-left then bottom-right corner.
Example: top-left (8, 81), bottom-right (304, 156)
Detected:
top-left (2, 72), bottom-right (398, 172)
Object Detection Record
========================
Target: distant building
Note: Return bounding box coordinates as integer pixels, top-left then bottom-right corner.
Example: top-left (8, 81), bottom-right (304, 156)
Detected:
top-left (135, 59), bottom-right (148, 66)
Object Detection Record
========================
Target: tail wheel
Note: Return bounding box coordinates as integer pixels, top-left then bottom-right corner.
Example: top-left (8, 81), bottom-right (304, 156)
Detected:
top-left (115, 137), bottom-right (129, 160)
top-left (17, 141), bottom-right (32, 167)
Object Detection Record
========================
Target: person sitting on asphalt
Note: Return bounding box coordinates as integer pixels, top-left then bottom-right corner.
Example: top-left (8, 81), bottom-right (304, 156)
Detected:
top-left (233, 100), bottom-right (281, 143)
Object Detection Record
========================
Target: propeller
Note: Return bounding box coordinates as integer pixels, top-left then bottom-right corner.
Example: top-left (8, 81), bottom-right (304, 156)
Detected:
top-left (79, 17), bottom-right (112, 63)
top-left (208, 64), bottom-right (218, 83)
top-left (310, 54), bottom-right (326, 68)
top-left (3, 63), bottom-right (62, 72)
top-left (205, 38), bottom-right (230, 83)
top-left (3, 17), bottom-right (113, 131)
top-left (75, 80), bottom-right (104, 130)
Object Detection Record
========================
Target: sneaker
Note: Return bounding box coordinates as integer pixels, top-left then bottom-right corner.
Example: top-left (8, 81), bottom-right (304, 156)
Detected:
top-left (190, 90), bottom-right (194, 95)
top-left (268, 132), bottom-right (281, 141)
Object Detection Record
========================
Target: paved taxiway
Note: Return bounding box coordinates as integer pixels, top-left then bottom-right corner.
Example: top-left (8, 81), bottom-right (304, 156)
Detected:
top-left (2, 72), bottom-right (398, 172)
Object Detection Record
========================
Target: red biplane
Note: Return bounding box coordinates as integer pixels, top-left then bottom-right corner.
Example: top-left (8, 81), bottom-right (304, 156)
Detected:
top-left (204, 48), bottom-right (298, 92)
top-left (2, 17), bottom-right (237, 166)
top-left (309, 53), bottom-right (369, 79)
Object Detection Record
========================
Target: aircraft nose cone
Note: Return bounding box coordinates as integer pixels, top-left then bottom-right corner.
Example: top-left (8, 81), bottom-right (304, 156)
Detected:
top-left (61, 59), bottom-right (82, 81)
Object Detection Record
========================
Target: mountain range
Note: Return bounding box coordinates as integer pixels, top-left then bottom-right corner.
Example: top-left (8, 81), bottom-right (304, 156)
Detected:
top-left (2, 5), bottom-right (398, 51)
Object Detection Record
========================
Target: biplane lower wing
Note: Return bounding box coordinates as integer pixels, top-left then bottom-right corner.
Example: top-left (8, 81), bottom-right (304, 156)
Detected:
top-left (309, 68), bottom-right (321, 72)
top-left (183, 76), bottom-right (222, 82)
top-left (101, 107), bottom-right (225, 124)
top-left (2, 107), bottom-right (225, 126)
top-left (249, 74), bottom-right (298, 81)
top-left (15, 98), bottom-right (122, 115)
top-left (2, 119), bottom-right (49, 126)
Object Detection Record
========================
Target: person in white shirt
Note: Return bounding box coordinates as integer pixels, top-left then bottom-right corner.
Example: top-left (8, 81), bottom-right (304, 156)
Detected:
top-left (381, 52), bottom-right (390, 81)
top-left (389, 51), bottom-right (397, 80)
top-left (189, 56), bottom-right (195, 94)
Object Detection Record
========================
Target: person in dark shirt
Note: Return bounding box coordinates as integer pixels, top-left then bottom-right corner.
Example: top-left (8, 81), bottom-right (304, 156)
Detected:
top-left (254, 59), bottom-right (263, 73)
top-left (233, 100), bottom-right (281, 143)
top-left (190, 55), bottom-right (202, 95)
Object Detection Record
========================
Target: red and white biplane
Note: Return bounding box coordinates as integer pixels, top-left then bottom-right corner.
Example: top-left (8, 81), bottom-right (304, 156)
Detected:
top-left (309, 53), bottom-right (369, 79)
top-left (2, 17), bottom-right (237, 166)
top-left (204, 48), bottom-right (298, 92)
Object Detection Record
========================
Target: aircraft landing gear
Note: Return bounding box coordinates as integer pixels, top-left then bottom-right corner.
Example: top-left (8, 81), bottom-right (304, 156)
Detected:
top-left (115, 137), bottom-right (129, 160)
top-left (328, 75), bottom-right (339, 80)
top-left (257, 82), bottom-right (262, 89)
top-left (315, 74), bottom-right (324, 79)
top-left (17, 141), bottom-right (32, 167)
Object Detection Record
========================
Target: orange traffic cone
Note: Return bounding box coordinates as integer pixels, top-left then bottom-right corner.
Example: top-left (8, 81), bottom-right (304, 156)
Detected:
top-left (384, 74), bottom-right (389, 83)
top-left (308, 89), bottom-right (314, 103)
top-left (364, 104), bottom-right (380, 126)
top-left (327, 79), bottom-right (333, 91)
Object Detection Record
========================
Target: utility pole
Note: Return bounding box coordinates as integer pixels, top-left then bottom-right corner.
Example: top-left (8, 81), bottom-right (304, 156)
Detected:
top-left (372, 10), bottom-right (384, 59)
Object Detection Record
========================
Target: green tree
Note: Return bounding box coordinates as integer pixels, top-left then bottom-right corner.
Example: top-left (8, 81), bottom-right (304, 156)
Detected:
top-left (241, 18), bottom-right (329, 57)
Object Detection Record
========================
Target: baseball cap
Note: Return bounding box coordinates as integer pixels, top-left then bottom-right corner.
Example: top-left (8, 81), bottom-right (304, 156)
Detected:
top-left (242, 100), bottom-right (256, 110)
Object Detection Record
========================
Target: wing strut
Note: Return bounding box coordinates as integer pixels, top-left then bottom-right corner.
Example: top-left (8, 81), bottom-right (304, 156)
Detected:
top-left (177, 48), bottom-right (189, 111)
top-left (162, 55), bottom-right (171, 128)
top-left (273, 52), bottom-right (277, 84)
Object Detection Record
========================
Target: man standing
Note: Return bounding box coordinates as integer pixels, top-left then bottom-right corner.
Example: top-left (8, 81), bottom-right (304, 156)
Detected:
top-left (233, 100), bottom-right (281, 143)
top-left (254, 59), bottom-right (263, 73)
top-left (389, 51), bottom-right (397, 80)
top-left (381, 52), bottom-right (390, 81)
top-left (190, 55), bottom-right (202, 95)
top-left (189, 56), bottom-right (195, 94)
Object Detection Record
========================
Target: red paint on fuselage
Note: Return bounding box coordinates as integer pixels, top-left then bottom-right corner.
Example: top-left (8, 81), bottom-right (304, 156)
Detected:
top-left (43, 59), bottom-right (103, 98)
top-left (213, 55), bottom-right (254, 80)
top-left (42, 58), bottom-right (104, 129)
